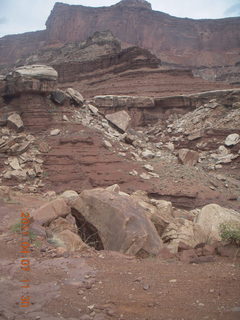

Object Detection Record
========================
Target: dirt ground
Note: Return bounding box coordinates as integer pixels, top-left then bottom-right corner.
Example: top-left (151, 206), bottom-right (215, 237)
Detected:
top-left (0, 198), bottom-right (240, 320)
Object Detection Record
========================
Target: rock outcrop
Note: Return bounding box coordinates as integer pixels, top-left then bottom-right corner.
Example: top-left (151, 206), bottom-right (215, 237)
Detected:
top-left (92, 89), bottom-right (240, 127)
top-left (5, 65), bottom-right (58, 96)
top-left (1, 31), bottom-right (235, 101)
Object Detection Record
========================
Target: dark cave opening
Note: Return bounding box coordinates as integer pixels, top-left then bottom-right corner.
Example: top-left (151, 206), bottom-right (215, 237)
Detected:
top-left (71, 208), bottom-right (104, 251)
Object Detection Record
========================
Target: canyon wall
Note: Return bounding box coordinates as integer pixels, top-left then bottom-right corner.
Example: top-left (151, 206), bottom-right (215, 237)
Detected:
top-left (0, 0), bottom-right (240, 69)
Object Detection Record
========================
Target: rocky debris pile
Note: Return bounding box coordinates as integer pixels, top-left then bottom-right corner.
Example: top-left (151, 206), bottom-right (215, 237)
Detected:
top-left (0, 118), bottom-right (45, 191)
top-left (66, 93), bottom-right (238, 201)
top-left (70, 99), bottom-right (178, 181)
top-left (0, 129), bottom-right (32, 156)
top-left (167, 99), bottom-right (240, 137)
top-left (5, 65), bottom-right (58, 96)
top-left (0, 82), bottom-right (49, 191)
top-left (193, 63), bottom-right (240, 85)
top-left (143, 94), bottom-right (240, 171)
top-left (29, 185), bottom-right (240, 262)
top-left (1, 65), bottom-right (239, 209)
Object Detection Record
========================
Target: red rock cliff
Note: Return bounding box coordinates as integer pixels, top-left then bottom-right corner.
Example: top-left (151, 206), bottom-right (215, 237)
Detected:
top-left (0, 0), bottom-right (240, 68)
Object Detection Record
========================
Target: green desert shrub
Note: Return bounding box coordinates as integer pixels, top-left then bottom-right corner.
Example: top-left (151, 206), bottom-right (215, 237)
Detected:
top-left (219, 221), bottom-right (240, 246)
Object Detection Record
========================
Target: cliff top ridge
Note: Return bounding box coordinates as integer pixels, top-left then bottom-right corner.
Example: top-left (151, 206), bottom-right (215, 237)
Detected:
top-left (114, 0), bottom-right (152, 10)
top-left (53, 1), bottom-right (152, 10)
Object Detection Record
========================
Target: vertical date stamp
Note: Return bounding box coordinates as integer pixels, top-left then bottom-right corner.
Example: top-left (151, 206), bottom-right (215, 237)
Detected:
top-left (20, 212), bottom-right (31, 308)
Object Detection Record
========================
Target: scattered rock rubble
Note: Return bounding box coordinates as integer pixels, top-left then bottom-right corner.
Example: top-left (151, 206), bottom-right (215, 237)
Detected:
top-left (0, 127), bottom-right (44, 190)
top-left (27, 184), bottom-right (240, 261)
top-left (1, 64), bottom-right (240, 263)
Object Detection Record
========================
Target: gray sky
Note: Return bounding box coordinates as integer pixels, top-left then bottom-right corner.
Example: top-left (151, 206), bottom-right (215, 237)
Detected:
top-left (0, 0), bottom-right (240, 38)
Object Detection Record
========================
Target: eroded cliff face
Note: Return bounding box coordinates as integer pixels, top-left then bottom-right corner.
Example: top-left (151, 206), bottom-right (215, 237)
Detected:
top-left (0, 0), bottom-right (240, 69)
top-left (45, 1), bottom-right (240, 67)
top-left (1, 30), bottom-right (232, 100)
top-left (10, 31), bottom-right (160, 84)
top-left (0, 31), bottom-right (46, 67)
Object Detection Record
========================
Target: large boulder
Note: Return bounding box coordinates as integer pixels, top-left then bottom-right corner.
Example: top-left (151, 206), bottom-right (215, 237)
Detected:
top-left (51, 89), bottom-right (66, 104)
top-left (106, 110), bottom-right (131, 132)
top-left (224, 133), bottom-right (240, 146)
top-left (195, 204), bottom-right (240, 243)
top-left (31, 198), bottom-right (71, 225)
top-left (65, 88), bottom-right (84, 106)
top-left (72, 188), bottom-right (162, 256)
top-left (5, 65), bottom-right (58, 95)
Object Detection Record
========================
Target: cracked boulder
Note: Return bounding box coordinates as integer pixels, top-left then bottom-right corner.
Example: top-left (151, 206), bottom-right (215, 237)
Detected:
top-left (72, 188), bottom-right (162, 256)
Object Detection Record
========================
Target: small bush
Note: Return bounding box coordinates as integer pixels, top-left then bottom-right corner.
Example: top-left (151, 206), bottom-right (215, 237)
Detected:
top-left (219, 221), bottom-right (240, 246)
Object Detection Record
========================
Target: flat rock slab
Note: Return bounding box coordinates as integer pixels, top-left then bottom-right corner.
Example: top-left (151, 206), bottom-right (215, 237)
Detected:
top-left (94, 95), bottom-right (154, 108)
